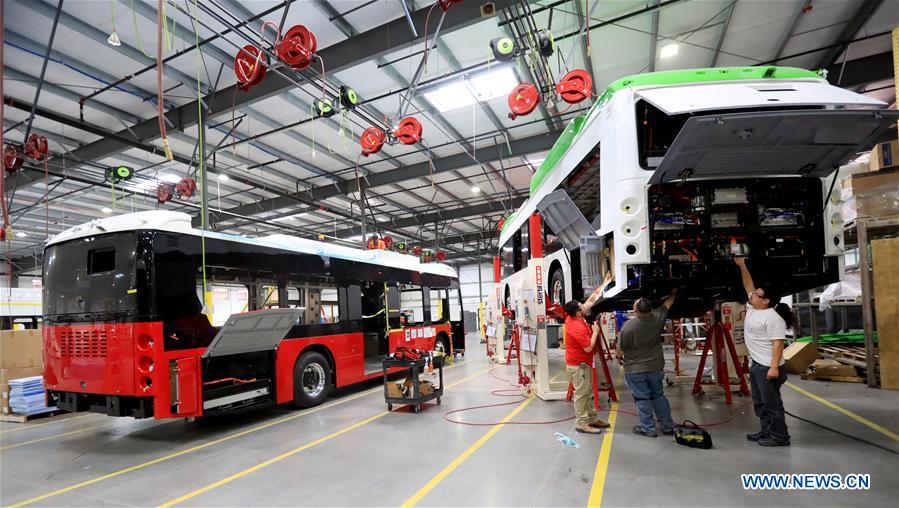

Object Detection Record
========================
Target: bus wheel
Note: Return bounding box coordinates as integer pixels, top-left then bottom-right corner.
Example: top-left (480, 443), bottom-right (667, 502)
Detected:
top-left (550, 269), bottom-right (565, 305)
top-left (292, 351), bottom-right (332, 408)
top-left (436, 333), bottom-right (449, 354)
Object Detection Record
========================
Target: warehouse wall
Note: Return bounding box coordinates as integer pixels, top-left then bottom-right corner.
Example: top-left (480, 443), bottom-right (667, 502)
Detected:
top-left (457, 263), bottom-right (493, 313)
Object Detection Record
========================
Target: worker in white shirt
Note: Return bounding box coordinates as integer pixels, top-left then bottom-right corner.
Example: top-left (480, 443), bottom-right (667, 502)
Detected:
top-left (734, 256), bottom-right (793, 447)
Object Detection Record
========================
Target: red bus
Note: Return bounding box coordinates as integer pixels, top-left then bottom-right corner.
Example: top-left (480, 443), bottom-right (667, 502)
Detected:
top-left (42, 211), bottom-right (464, 419)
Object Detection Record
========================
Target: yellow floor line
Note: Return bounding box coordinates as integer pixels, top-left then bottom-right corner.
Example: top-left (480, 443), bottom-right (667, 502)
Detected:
top-left (9, 363), bottom-right (465, 508)
top-left (785, 382), bottom-right (899, 442)
top-left (586, 368), bottom-right (625, 508)
top-left (0, 414), bottom-right (94, 434)
top-left (0, 424), bottom-right (107, 451)
top-left (158, 367), bottom-right (492, 508)
top-left (401, 396), bottom-right (535, 507)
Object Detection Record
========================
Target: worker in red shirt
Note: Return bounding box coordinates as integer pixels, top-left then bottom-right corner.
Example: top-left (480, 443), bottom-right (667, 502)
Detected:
top-left (563, 271), bottom-right (613, 435)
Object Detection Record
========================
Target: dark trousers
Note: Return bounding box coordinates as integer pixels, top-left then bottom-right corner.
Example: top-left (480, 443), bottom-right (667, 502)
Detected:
top-left (748, 361), bottom-right (790, 441)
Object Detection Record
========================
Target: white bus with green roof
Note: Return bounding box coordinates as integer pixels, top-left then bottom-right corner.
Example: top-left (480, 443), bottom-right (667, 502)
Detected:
top-left (498, 66), bottom-right (896, 316)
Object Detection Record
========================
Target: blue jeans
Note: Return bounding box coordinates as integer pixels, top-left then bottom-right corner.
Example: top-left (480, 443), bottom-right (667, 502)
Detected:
top-left (625, 370), bottom-right (674, 433)
top-left (748, 361), bottom-right (790, 441)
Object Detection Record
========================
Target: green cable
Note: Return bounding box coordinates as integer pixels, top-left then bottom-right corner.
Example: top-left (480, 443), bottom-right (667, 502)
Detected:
top-left (192, 0), bottom-right (208, 303)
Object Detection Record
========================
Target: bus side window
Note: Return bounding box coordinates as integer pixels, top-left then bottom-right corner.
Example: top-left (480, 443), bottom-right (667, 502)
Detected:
top-left (400, 285), bottom-right (424, 325)
top-left (422, 286), bottom-right (431, 322)
top-left (204, 283), bottom-right (249, 327)
top-left (339, 285), bottom-right (362, 321)
top-left (320, 288), bottom-right (339, 323)
top-left (430, 289), bottom-right (449, 323)
top-left (449, 288), bottom-right (462, 321)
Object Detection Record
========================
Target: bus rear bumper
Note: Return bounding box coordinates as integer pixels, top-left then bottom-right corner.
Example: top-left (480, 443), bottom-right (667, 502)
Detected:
top-left (48, 390), bottom-right (155, 419)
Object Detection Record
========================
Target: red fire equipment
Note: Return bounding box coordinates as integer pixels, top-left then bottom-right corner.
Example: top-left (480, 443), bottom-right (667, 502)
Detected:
top-left (234, 45), bottom-right (267, 91)
top-left (156, 183), bottom-right (174, 203)
top-left (277, 25), bottom-right (317, 70)
top-left (360, 127), bottom-right (386, 156)
top-left (556, 69), bottom-right (592, 104)
top-left (438, 0), bottom-right (463, 11)
top-left (508, 83), bottom-right (539, 119)
top-left (394, 116), bottom-right (423, 145)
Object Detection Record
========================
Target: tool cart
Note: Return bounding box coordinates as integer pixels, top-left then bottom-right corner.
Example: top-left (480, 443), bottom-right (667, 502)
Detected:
top-left (382, 353), bottom-right (444, 413)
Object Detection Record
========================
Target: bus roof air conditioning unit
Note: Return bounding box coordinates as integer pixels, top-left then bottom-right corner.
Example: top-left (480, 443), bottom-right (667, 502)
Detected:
top-left (535, 189), bottom-right (597, 251)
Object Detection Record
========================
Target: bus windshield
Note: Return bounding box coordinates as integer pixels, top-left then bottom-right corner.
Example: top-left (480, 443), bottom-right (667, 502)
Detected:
top-left (43, 233), bottom-right (138, 318)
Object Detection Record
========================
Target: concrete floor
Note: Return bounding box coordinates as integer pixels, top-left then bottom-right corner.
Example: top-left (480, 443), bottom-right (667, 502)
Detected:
top-left (1, 333), bottom-right (897, 507)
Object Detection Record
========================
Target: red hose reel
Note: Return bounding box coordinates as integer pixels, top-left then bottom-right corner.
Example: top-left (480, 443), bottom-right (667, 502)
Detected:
top-left (556, 69), bottom-right (593, 104)
top-left (394, 117), bottom-right (422, 145)
top-left (277, 25), bottom-right (317, 70)
top-left (176, 177), bottom-right (197, 199)
top-left (360, 127), bottom-right (386, 157)
top-left (234, 45), bottom-right (268, 91)
top-left (3, 144), bottom-right (24, 174)
top-left (24, 133), bottom-right (49, 161)
top-left (508, 83), bottom-right (539, 120)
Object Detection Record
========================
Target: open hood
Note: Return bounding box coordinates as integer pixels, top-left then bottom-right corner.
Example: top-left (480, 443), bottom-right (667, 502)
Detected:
top-left (649, 110), bottom-right (899, 184)
top-left (636, 81), bottom-right (883, 115)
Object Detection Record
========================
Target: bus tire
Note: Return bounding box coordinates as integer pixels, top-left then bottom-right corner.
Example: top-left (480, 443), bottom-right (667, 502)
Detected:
top-left (549, 268), bottom-right (565, 306)
top-left (292, 351), bottom-right (332, 408)
top-left (436, 332), bottom-right (450, 354)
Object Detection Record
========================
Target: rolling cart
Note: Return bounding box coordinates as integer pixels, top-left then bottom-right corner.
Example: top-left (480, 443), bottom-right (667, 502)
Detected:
top-left (382, 354), bottom-right (444, 413)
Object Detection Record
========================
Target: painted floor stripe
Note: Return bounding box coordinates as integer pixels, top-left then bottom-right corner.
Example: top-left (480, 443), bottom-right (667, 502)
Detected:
top-left (401, 395), bottom-right (535, 507)
top-left (785, 382), bottom-right (899, 441)
top-left (0, 414), bottom-right (94, 435)
top-left (9, 363), bottom-right (465, 508)
top-left (587, 368), bottom-right (624, 508)
top-left (158, 367), bottom-right (492, 507)
top-left (0, 424), bottom-right (107, 451)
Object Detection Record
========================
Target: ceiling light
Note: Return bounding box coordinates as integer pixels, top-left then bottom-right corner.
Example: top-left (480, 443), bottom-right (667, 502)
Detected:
top-left (471, 185), bottom-right (481, 193)
top-left (15, 231), bottom-right (27, 238)
top-left (159, 173), bottom-right (181, 183)
top-left (424, 66), bottom-right (518, 112)
top-left (218, 174), bottom-right (229, 182)
top-left (101, 207), bottom-right (113, 214)
top-left (467, 66), bottom-right (518, 101)
top-left (659, 43), bottom-right (679, 59)
top-left (107, 31), bottom-right (121, 47)
top-left (272, 212), bottom-right (309, 222)
top-left (347, 235), bottom-right (363, 242)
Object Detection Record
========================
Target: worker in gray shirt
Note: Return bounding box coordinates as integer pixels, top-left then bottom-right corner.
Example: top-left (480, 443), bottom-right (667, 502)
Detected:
top-left (615, 289), bottom-right (677, 438)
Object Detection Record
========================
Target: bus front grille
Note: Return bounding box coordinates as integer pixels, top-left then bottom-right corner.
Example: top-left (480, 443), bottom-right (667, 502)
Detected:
top-left (58, 330), bottom-right (109, 358)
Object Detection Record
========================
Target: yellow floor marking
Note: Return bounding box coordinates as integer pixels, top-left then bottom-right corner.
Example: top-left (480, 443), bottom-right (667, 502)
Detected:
top-left (586, 368), bottom-right (625, 508)
top-left (401, 396), bottom-right (535, 507)
top-left (0, 424), bottom-right (107, 451)
top-left (785, 382), bottom-right (899, 441)
top-left (158, 367), bottom-right (492, 508)
top-left (0, 414), bottom-right (93, 434)
top-left (10, 363), bottom-right (465, 508)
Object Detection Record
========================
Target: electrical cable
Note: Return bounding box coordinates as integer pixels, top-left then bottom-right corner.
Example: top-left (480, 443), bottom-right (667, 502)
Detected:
top-left (784, 409), bottom-right (898, 456)
top-left (156, 0), bottom-right (173, 160)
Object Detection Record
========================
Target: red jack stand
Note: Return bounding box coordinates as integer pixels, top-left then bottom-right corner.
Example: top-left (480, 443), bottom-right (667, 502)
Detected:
top-left (672, 319), bottom-right (684, 377)
top-left (692, 305), bottom-right (750, 404)
top-left (505, 325), bottom-right (530, 386)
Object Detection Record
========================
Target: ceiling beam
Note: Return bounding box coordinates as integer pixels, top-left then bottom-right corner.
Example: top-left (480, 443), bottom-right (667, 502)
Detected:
top-left (770, 0), bottom-right (810, 64)
top-left (710, 0), bottom-right (737, 67)
top-left (206, 132), bottom-right (555, 227)
top-left (28, 0), bottom-right (489, 173)
top-left (331, 197), bottom-right (527, 239)
top-left (648, 1), bottom-right (660, 72)
top-left (814, 0), bottom-right (883, 69)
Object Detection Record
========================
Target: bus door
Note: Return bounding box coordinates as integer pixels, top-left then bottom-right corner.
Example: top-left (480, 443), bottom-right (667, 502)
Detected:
top-left (449, 283), bottom-right (466, 353)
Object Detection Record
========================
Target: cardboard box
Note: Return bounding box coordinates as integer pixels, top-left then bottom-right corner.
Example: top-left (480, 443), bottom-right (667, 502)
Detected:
top-left (0, 329), bottom-right (43, 370)
top-left (1, 366), bottom-right (44, 414)
top-left (419, 380), bottom-right (434, 396)
top-left (783, 341), bottom-right (819, 375)
top-left (845, 168), bottom-right (899, 221)
top-left (386, 383), bottom-right (405, 398)
top-left (808, 359), bottom-right (857, 377)
top-left (868, 140), bottom-right (899, 172)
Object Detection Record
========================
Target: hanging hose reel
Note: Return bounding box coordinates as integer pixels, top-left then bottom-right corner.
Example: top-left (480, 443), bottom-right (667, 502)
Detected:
top-left (24, 133), bottom-right (49, 161)
top-left (508, 83), bottom-right (539, 119)
top-left (176, 177), bottom-right (197, 199)
top-left (234, 45), bottom-right (268, 92)
top-left (360, 127), bottom-right (386, 156)
top-left (277, 25), bottom-right (317, 70)
top-left (3, 144), bottom-right (24, 174)
top-left (556, 69), bottom-right (593, 104)
top-left (394, 117), bottom-right (423, 145)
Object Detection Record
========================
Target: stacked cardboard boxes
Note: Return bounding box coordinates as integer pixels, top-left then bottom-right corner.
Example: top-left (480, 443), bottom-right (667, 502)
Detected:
top-left (841, 141), bottom-right (899, 225)
top-left (0, 329), bottom-right (44, 415)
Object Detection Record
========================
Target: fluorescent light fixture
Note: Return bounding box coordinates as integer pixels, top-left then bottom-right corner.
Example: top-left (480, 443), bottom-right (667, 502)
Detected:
top-left (471, 185), bottom-right (481, 193)
top-left (659, 43), bottom-right (679, 59)
top-left (15, 231), bottom-right (27, 238)
top-left (159, 173), bottom-right (181, 183)
top-left (271, 212), bottom-right (309, 222)
top-left (101, 207), bottom-right (113, 214)
top-left (424, 66), bottom-right (518, 112)
top-left (346, 235), bottom-right (363, 242)
top-left (467, 66), bottom-right (518, 102)
top-left (218, 174), bottom-right (229, 182)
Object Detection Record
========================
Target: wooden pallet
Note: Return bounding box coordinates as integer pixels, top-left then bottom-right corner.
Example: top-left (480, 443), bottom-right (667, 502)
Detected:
top-left (0, 409), bottom-right (67, 424)
top-left (818, 345), bottom-right (879, 367)
top-left (801, 373), bottom-right (864, 383)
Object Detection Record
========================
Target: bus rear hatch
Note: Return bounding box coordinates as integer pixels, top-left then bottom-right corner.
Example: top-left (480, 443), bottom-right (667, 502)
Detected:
top-left (647, 110), bottom-right (899, 185)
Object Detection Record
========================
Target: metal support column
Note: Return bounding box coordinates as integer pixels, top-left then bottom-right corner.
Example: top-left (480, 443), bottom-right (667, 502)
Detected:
top-left (23, 0), bottom-right (64, 142)
top-left (808, 290), bottom-right (820, 348)
top-left (857, 219), bottom-right (878, 387)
